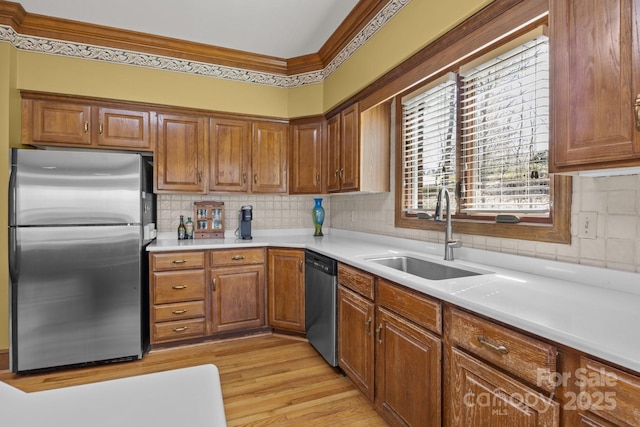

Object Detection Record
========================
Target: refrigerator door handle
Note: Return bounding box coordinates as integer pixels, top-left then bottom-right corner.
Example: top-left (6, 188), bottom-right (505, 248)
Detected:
top-left (8, 157), bottom-right (16, 226)
top-left (8, 227), bottom-right (18, 284)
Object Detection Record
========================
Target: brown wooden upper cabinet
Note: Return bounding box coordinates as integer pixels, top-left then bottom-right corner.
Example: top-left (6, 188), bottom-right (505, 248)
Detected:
top-left (22, 93), bottom-right (152, 151)
top-left (156, 113), bottom-right (207, 193)
top-left (252, 122), bottom-right (288, 193)
top-left (327, 101), bottom-right (390, 193)
top-left (290, 118), bottom-right (324, 194)
top-left (209, 118), bottom-right (252, 192)
top-left (550, 0), bottom-right (640, 172)
top-left (209, 119), bottom-right (288, 194)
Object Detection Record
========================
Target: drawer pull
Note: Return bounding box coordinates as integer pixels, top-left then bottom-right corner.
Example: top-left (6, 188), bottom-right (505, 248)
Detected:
top-left (376, 323), bottom-right (383, 344)
top-left (231, 255), bottom-right (245, 261)
top-left (173, 326), bottom-right (189, 333)
top-left (172, 285), bottom-right (187, 290)
top-left (211, 278), bottom-right (217, 291)
top-left (635, 94), bottom-right (640, 130)
top-left (172, 259), bottom-right (188, 264)
top-left (477, 336), bottom-right (509, 354)
top-left (172, 309), bottom-right (187, 315)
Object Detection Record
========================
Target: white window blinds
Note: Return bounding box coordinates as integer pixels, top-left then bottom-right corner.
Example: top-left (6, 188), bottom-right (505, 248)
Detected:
top-left (400, 30), bottom-right (550, 218)
top-left (459, 34), bottom-right (550, 213)
top-left (401, 73), bottom-right (458, 213)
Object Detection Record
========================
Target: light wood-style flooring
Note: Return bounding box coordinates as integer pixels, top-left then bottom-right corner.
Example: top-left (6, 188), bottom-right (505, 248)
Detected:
top-left (0, 334), bottom-right (388, 426)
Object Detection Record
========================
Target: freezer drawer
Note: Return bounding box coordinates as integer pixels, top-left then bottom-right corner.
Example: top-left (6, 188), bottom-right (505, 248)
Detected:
top-left (10, 225), bottom-right (143, 372)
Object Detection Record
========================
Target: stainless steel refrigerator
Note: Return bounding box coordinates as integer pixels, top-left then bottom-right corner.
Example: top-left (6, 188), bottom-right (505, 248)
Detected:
top-left (8, 148), bottom-right (156, 372)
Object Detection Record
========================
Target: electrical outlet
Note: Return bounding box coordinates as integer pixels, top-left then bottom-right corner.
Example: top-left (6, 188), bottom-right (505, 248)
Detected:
top-left (578, 211), bottom-right (597, 239)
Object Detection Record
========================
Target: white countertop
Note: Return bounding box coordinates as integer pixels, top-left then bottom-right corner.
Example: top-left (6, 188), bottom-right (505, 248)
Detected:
top-left (149, 229), bottom-right (640, 374)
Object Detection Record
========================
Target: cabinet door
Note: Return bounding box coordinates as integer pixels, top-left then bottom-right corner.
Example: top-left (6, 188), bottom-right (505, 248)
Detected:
top-left (210, 264), bottom-right (265, 333)
top-left (30, 100), bottom-right (92, 145)
top-left (551, 0), bottom-right (640, 171)
top-left (252, 122), bottom-right (288, 193)
top-left (326, 113), bottom-right (342, 192)
top-left (156, 113), bottom-right (207, 193)
top-left (290, 121), bottom-right (323, 194)
top-left (95, 107), bottom-right (151, 150)
top-left (338, 285), bottom-right (375, 401)
top-left (340, 103), bottom-right (360, 191)
top-left (209, 118), bottom-right (251, 192)
top-left (375, 307), bottom-right (441, 426)
top-left (449, 348), bottom-right (559, 426)
top-left (267, 249), bottom-right (305, 332)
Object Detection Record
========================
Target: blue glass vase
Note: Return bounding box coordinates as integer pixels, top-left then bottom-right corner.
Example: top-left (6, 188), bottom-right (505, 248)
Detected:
top-left (312, 198), bottom-right (325, 236)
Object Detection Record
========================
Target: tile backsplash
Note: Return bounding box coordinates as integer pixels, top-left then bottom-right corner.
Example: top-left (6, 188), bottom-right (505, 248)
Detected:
top-left (157, 194), bottom-right (330, 237)
top-left (157, 174), bottom-right (640, 273)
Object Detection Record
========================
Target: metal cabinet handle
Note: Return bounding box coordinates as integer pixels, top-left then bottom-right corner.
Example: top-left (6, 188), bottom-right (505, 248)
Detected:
top-left (211, 278), bottom-right (217, 291)
top-left (376, 323), bottom-right (383, 344)
top-left (172, 309), bottom-right (187, 315)
top-left (99, 122), bottom-right (104, 135)
top-left (254, 174), bottom-right (258, 184)
top-left (84, 121), bottom-right (89, 134)
top-left (231, 255), bottom-right (245, 261)
top-left (172, 259), bottom-right (187, 264)
top-left (197, 171), bottom-right (203, 183)
top-left (173, 326), bottom-right (188, 333)
top-left (339, 168), bottom-right (344, 180)
top-left (172, 285), bottom-right (187, 290)
top-left (477, 336), bottom-right (509, 354)
top-left (316, 172), bottom-right (321, 185)
top-left (635, 94), bottom-right (640, 130)
top-left (242, 172), bottom-right (247, 183)
top-left (365, 317), bottom-right (372, 336)
top-left (334, 169), bottom-right (339, 178)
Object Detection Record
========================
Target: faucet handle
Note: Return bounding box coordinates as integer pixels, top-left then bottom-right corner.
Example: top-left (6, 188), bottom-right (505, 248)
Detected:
top-left (447, 239), bottom-right (462, 249)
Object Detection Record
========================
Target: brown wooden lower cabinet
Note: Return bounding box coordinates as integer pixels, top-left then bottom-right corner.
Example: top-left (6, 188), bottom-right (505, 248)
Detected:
top-left (448, 347), bottom-right (559, 426)
top-left (209, 248), bottom-right (266, 334)
top-left (375, 307), bottom-right (441, 426)
top-left (149, 249), bottom-right (266, 345)
top-left (209, 264), bottom-right (265, 333)
top-left (149, 251), bottom-right (207, 344)
top-left (338, 284), bottom-right (376, 401)
top-left (267, 248), bottom-right (305, 333)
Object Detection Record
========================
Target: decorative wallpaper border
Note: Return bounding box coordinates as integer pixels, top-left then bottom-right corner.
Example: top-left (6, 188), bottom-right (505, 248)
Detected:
top-left (0, 0), bottom-right (409, 88)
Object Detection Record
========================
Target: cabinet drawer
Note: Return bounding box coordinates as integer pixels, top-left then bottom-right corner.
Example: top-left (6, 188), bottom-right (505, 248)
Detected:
top-left (153, 270), bottom-right (205, 304)
top-left (152, 251), bottom-right (205, 271)
top-left (450, 308), bottom-right (556, 392)
top-left (153, 301), bottom-right (205, 323)
top-left (580, 357), bottom-right (640, 426)
top-left (377, 279), bottom-right (441, 334)
top-left (338, 263), bottom-right (374, 300)
top-left (153, 318), bottom-right (206, 342)
top-left (209, 248), bottom-right (265, 267)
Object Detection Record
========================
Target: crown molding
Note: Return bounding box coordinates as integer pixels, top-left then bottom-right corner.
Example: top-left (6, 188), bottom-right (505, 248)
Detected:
top-left (0, 0), bottom-right (409, 87)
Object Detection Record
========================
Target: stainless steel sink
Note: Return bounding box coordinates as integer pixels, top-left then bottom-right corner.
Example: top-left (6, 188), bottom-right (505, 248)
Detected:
top-left (366, 256), bottom-right (482, 280)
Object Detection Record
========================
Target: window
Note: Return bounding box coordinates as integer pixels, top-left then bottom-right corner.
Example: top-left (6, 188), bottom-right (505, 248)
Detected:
top-left (396, 25), bottom-right (570, 243)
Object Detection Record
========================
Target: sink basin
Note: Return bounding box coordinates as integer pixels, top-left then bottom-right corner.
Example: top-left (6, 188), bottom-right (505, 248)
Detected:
top-left (366, 256), bottom-right (482, 280)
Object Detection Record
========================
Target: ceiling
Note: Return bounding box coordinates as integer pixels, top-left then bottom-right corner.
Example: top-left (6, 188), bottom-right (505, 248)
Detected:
top-left (15, 0), bottom-right (361, 59)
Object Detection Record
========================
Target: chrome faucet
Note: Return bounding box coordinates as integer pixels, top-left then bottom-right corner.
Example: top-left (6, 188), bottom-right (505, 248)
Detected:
top-left (435, 188), bottom-right (461, 261)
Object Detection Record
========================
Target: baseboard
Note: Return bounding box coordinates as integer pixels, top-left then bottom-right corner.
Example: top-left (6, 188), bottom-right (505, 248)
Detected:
top-left (0, 349), bottom-right (8, 371)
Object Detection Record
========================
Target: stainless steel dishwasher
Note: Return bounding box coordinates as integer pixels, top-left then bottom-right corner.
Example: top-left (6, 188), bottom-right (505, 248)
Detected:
top-left (305, 249), bottom-right (338, 366)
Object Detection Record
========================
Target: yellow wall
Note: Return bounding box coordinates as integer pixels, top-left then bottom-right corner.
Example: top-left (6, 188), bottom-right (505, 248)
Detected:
top-left (1, 42), bottom-right (22, 352)
top-left (322, 0), bottom-right (492, 110)
top-left (0, 0), bottom-right (490, 352)
top-left (17, 52), bottom-right (293, 118)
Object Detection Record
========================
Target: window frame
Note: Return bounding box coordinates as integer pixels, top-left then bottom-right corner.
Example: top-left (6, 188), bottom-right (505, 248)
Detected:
top-left (394, 17), bottom-right (571, 244)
